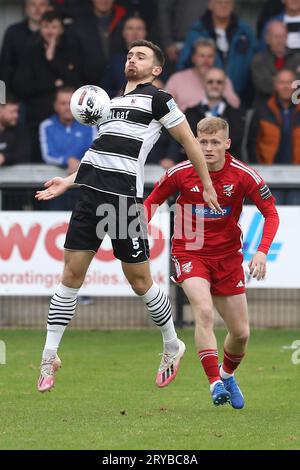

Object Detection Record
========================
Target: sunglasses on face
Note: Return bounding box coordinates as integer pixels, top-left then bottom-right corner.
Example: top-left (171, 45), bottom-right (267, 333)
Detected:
top-left (206, 79), bottom-right (224, 85)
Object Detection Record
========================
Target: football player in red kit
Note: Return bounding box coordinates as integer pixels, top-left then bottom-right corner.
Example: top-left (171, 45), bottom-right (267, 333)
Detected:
top-left (144, 117), bottom-right (279, 408)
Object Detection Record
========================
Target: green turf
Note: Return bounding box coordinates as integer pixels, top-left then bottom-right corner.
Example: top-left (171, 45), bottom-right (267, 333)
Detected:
top-left (0, 329), bottom-right (299, 450)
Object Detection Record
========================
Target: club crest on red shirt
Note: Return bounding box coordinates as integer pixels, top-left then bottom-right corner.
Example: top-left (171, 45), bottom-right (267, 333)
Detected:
top-left (223, 184), bottom-right (234, 197)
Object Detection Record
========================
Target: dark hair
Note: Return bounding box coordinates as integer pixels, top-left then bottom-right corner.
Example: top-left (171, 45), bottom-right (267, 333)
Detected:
top-left (123, 14), bottom-right (147, 29)
top-left (192, 37), bottom-right (216, 54)
top-left (41, 11), bottom-right (63, 24)
top-left (2, 93), bottom-right (19, 105)
top-left (55, 86), bottom-right (75, 99)
top-left (129, 40), bottom-right (165, 67)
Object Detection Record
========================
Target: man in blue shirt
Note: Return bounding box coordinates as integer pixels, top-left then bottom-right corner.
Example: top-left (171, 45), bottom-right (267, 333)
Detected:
top-left (39, 86), bottom-right (97, 209)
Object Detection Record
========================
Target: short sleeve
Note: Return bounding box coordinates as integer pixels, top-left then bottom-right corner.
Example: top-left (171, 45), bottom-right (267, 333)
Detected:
top-left (152, 89), bottom-right (185, 129)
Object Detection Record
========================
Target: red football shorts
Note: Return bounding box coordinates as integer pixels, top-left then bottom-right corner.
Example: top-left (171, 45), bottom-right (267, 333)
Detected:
top-left (172, 251), bottom-right (245, 296)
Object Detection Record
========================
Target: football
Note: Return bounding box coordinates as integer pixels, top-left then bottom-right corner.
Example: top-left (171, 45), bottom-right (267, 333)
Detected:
top-left (70, 85), bottom-right (111, 126)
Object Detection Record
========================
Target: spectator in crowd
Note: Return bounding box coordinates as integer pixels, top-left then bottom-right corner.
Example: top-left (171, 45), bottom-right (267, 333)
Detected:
top-left (119, 0), bottom-right (158, 34)
top-left (0, 0), bottom-right (49, 92)
top-left (248, 68), bottom-right (300, 204)
top-left (248, 69), bottom-right (300, 165)
top-left (185, 68), bottom-right (245, 157)
top-left (39, 87), bottom-right (96, 209)
top-left (257, 0), bottom-right (283, 38)
top-left (0, 95), bottom-right (31, 166)
top-left (177, 0), bottom-right (257, 98)
top-left (264, 0), bottom-right (300, 51)
top-left (39, 87), bottom-right (96, 172)
top-left (13, 11), bottom-right (83, 162)
top-left (165, 38), bottom-right (240, 112)
top-left (252, 21), bottom-right (300, 104)
top-left (49, 0), bottom-right (92, 23)
top-left (72, 0), bottom-right (127, 86)
top-left (118, 0), bottom-right (155, 18)
top-left (101, 15), bottom-right (147, 97)
top-left (158, 0), bottom-right (208, 69)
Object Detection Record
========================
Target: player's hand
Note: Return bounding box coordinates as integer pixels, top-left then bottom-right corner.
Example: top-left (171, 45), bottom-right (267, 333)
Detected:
top-left (45, 36), bottom-right (56, 61)
top-left (203, 185), bottom-right (222, 212)
top-left (248, 251), bottom-right (267, 280)
top-left (35, 177), bottom-right (69, 201)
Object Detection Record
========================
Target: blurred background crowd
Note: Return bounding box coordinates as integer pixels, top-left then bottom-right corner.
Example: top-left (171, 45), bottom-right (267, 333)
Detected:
top-left (0, 0), bottom-right (300, 207)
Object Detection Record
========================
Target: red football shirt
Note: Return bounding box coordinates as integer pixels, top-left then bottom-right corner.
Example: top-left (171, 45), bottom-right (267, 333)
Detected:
top-left (145, 153), bottom-right (279, 259)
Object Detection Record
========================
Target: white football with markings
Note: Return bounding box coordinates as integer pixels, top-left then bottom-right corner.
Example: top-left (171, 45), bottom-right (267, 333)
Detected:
top-left (70, 85), bottom-right (111, 126)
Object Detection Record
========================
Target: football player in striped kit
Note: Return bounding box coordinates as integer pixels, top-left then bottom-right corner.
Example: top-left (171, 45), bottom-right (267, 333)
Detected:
top-left (35, 40), bottom-right (221, 392)
top-left (145, 117), bottom-right (279, 408)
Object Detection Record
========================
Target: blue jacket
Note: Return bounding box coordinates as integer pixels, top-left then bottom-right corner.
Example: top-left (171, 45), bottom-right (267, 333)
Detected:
top-left (39, 114), bottom-right (97, 167)
top-left (178, 11), bottom-right (257, 95)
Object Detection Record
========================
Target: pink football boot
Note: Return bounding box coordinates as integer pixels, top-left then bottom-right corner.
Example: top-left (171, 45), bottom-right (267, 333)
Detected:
top-left (156, 339), bottom-right (186, 387)
top-left (37, 355), bottom-right (61, 393)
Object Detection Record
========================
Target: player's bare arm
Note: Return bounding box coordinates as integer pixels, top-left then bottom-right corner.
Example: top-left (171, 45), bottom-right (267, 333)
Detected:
top-left (248, 251), bottom-right (267, 281)
top-left (35, 170), bottom-right (79, 201)
top-left (168, 120), bottom-right (221, 212)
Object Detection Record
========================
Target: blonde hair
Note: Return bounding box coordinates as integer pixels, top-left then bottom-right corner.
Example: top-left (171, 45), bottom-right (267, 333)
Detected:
top-left (197, 117), bottom-right (229, 138)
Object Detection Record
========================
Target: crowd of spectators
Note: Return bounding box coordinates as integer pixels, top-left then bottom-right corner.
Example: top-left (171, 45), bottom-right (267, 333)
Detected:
top-left (0, 0), bottom-right (300, 205)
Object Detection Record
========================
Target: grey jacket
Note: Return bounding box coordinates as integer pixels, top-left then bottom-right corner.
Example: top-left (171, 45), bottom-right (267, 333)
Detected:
top-left (252, 47), bottom-right (300, 101)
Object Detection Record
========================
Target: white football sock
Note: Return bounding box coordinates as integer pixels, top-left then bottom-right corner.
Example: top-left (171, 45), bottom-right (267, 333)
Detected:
top-left (141, 283), bottom-right (179, 354)
top-left (220, 364), bottom-right (234, 379)
top-left (210, 380), bottom-right (223, 392)
top-left (43, 283), bottom-right (79, 358)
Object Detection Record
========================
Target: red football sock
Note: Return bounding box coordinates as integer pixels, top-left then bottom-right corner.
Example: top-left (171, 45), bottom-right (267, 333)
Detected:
top-left (222, 349), bottom-right (245, 374)
top-left (198, 349), bottom-right (220, 385)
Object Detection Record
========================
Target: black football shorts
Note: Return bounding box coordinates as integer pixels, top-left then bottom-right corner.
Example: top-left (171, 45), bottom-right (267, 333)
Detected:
top-left (64, 186), bottom-right (150, 263)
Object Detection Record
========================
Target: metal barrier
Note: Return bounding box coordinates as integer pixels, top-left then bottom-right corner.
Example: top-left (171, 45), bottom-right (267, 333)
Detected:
top-left (0, 164), bottom-right (165, 210)
top-left (175, 286), bottom-right (300, 329)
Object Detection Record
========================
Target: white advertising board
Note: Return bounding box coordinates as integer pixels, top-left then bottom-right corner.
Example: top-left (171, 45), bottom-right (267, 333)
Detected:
top-left (0, 206), bottom-right (298, 293)
top-left (0, 208), bottom-right (170, 296)
top-left (239, 206), bottom-right (300, 288)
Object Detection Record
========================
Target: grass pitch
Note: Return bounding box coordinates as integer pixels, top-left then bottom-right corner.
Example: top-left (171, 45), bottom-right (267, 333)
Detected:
top-left (0, 329), bottom-right (299, 450)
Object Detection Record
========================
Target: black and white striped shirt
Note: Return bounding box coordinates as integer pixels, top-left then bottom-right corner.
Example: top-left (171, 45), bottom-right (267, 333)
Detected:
top-left (75, 83), bottom-right (185, 198)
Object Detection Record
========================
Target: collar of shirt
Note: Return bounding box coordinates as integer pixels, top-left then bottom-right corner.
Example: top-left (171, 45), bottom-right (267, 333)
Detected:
top-left (275, 95), bottom-right (295, 112)
top-left (201, 98), bottom-right (226, 116)
top-left (122, 82), bottom-right (153, 96)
